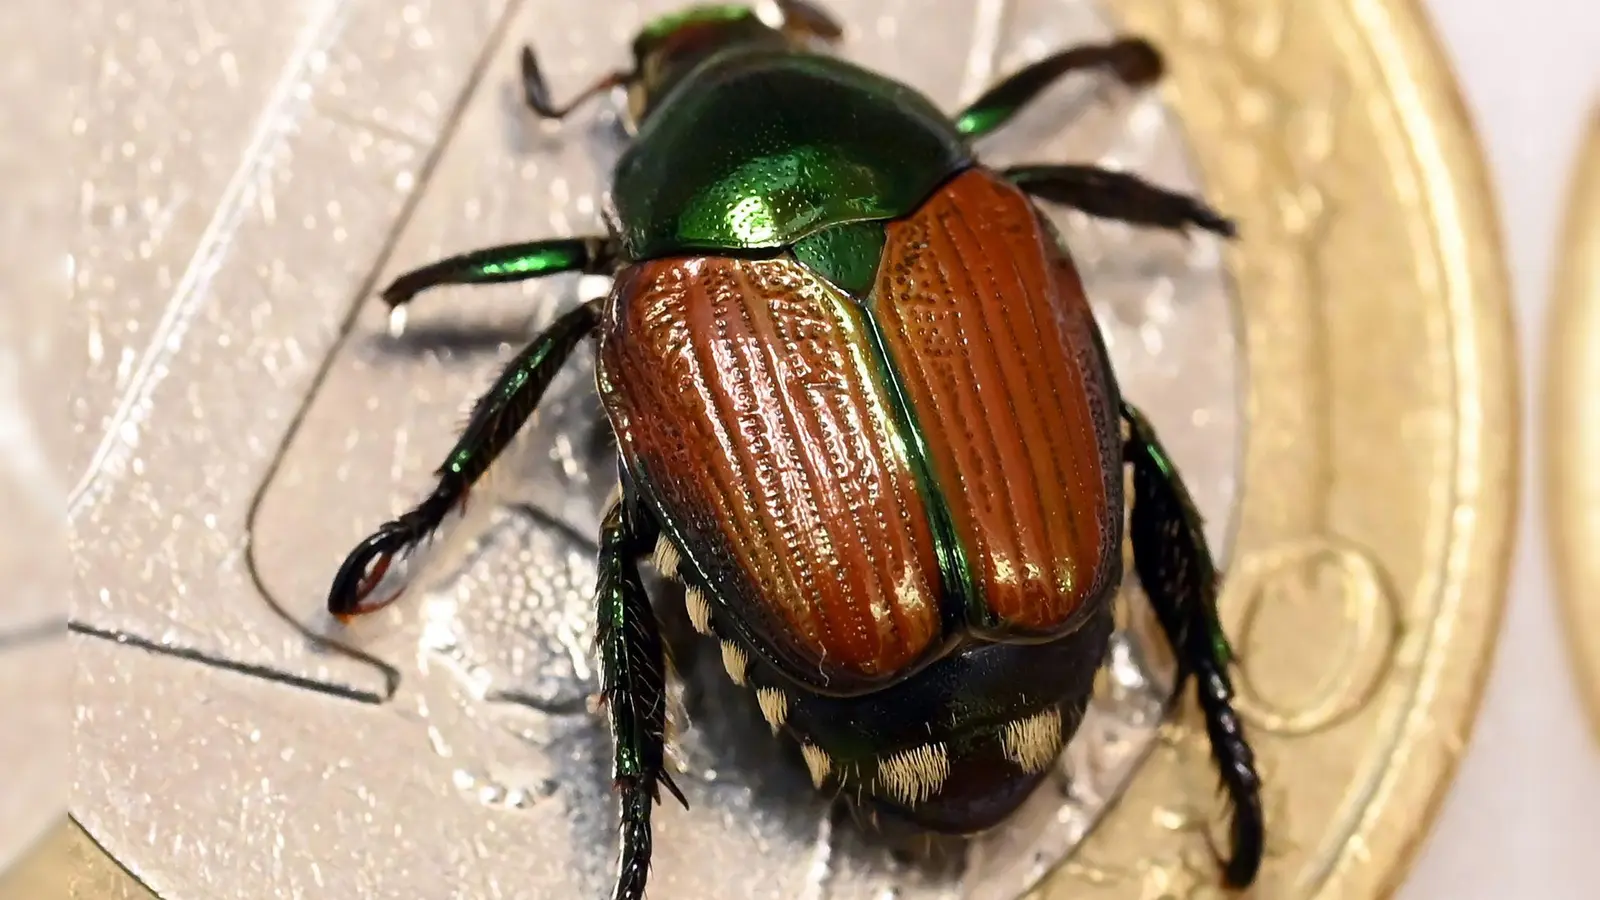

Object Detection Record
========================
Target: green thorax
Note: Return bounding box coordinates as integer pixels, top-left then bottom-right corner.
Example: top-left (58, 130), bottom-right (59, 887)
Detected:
top-left (612, 45), bottom-right (973, 260)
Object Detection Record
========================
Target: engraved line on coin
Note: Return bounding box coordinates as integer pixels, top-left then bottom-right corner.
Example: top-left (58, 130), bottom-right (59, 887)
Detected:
top-left (67, 622), bottom-right (385, 704)
top-left (57, 817), bottom-right (160, 900)
top-left (0, 619), bottom-right (65, 652)
top-left (415, 503), bottom-right (600, 720)
top-left (506, 501), bottom-right (602, 555)
top-left (66, 0), bottom-right (356, 521)
top-left (238, 0), bottom-right (536, 704)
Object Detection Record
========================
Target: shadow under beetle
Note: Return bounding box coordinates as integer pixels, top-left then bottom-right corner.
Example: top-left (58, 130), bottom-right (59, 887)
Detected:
top-left (327, 3), bottom-right (1264, 897)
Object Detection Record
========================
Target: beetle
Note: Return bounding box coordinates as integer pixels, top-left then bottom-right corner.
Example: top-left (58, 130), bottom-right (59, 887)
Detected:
top-left (326, 3), bottom-right (1263, 898)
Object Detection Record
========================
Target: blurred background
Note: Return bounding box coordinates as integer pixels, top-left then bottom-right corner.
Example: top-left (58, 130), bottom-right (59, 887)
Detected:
top-left (14, 0), bottom-right (1599, 897)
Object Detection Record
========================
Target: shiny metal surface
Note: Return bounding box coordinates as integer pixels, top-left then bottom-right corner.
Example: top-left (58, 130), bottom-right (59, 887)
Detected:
top-left (2, 9), bottom-right (70, 863)
top-left (0, 317), bottom-right (68, 876)
top-left (69, 1), bottom-right (1242, 897)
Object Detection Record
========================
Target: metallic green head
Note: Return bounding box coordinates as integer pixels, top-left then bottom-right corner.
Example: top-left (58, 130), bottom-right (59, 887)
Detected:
top-left (607, 2), bottom-right (970, 261)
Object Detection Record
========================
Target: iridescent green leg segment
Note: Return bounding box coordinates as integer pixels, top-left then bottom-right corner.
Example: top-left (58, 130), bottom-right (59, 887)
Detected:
top-left (1122, 402), bottom-right (1263, 887)
top-left (1006, 165), bottom-right (1237, 237)
top-left (327, 301), bottom-right (600, 618)
top-left (379, 236), bottom-right (619, 307)
top-left (955, 37), bottom-right (1165, 138)
top-left (596, 488), bottom-right (686, 900)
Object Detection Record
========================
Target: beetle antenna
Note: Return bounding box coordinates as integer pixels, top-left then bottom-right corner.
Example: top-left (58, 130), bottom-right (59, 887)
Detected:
top-left (773, 0), bottom-right (844, 42)
top-left (520, 46), bottom-right (631, 120)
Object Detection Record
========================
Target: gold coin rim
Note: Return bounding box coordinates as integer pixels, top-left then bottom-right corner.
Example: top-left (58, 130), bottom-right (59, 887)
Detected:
top-left (1040, 0), bottom-right (1518, 896)
top-left (1287, 2), bottom-right (1517, 894)
top-left (0, 819), bottom-right (151, 900)
top-left (42, 0), bottom-right (1519, 897)
top-left (1545, 106), bottom-right (1600, 741)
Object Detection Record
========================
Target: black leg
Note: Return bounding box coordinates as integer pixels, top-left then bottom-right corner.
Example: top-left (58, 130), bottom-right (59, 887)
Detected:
top-left (955, 37), bottom-right (1165, 138)
top-left (379, 236), bottom-right (618, 308)
top-left (327, 301), bottom-right (601, 618)
top-left (520, 46), bottom-right (631, 120)
top-left (1006, 165), bottom-right (1237, 238)
top-left (1122, 402), bottom-right (1263, 888)
top-left (596, 486), bottom-right (686, 900)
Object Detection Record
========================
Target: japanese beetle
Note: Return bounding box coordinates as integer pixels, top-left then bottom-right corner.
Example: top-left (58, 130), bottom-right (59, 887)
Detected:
top-left (328, 3), bottom-right (1263, 898)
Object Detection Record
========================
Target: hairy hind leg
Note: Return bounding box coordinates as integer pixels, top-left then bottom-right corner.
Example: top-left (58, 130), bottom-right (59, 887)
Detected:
top-left (595, 481), bottom-right (686, 900)
top-left (1122, 402), bottom-right (1264, 887)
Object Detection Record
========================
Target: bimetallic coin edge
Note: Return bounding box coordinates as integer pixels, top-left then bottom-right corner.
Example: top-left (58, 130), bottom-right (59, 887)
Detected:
top-left (0, 817), bottom-right (155, 900)
top-left (1545, 105), bottom-right (1600, 743)
top-left (1335, 1), bottom-right (1520, 896)
top-left (1034, 0), bottom-right (1519, 897)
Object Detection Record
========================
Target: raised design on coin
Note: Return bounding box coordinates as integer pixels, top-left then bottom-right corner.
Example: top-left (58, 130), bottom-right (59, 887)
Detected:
top-left (1220, 538), bottom-right (1402, 736)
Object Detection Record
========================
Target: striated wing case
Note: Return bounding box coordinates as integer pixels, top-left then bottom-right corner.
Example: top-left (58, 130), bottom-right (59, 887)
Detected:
top-left (870, 168), bottom-right (1124, 634)
top-left (597, 255), bottom-right (947, 690)
top-left (597, 167), bottom-right (1125, 692)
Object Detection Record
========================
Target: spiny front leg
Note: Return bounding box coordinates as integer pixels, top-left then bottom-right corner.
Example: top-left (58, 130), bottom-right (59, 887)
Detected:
top-left (596, 487), bottom-right (686, 900)
top-left (380, 235), bottom-right (619, 307)
top-left (1006, 165), bottom-right (1237, 238)
top-left (955, 37), bottom-right (1164, 139)
top-left (1122, 402), bottom-right (1263, 887)
top-left (326, 301), bottom-right (600, 619)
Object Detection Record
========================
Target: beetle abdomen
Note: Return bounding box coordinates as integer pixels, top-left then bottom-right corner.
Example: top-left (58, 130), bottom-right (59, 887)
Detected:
top-left (871, 168), bottom-right (1124, 633)
top-left (597, 256), bottom-right (945, 685)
